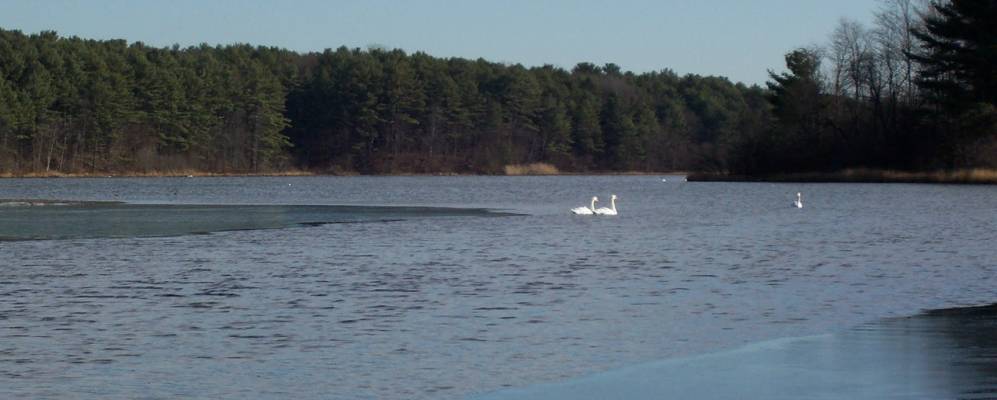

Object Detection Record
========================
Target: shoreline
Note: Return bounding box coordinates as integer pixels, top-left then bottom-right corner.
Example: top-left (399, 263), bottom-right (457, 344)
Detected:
top-left (0, 170), bottom-right (688, 179)
top-left (6, 168), bottom-right (997, 183)
top-left (687, 168), bottom-right (997, 184)
top-left (0, 170), bottom-right (318, 179)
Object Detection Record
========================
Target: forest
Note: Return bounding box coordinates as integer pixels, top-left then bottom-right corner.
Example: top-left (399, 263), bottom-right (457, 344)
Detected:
top-left (0, 0), bottom-right (993, 176)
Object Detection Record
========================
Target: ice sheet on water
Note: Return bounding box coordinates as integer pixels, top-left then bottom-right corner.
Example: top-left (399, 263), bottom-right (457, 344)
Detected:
top-left (0, 200), bottom-right (512, 240)
top-left (474, 303), bottom-right (997, 400)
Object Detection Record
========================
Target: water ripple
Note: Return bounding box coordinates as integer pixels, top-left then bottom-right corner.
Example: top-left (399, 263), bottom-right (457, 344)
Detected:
top-left (0, 177), bottom-right (994, 399)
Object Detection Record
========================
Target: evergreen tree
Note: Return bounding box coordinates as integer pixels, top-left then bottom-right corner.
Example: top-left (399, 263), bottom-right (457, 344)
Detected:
top-left (912, 0), bottom-right (997, 162)
top-left (912, 0), bottom-right (997, 110)
top-left (571, 94), bottom-right (604, 159)
top-left (537, 95), bottom-right (572, 160)
top-left (764, 48), bottom-right (828, 172)
top-left (376, 49), bottom-right (424, 163)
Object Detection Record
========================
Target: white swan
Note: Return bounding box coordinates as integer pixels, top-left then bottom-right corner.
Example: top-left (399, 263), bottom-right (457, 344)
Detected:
top-left (594, 194), bottom-right (618, 215)
top-left (793, 192), bottom-right (803, 208)
top-left (571, 196), bottom-right (598, 215)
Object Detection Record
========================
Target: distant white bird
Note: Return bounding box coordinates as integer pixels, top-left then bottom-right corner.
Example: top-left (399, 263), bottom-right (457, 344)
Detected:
top-left (793, 192), bottom-right (803, 209)
top-left (594, 194), bottom-right (618, 216)
top-left (571, 196), bottom-right (598, 215)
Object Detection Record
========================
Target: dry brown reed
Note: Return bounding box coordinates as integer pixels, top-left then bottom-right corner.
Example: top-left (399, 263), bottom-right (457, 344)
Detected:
top-left (503, 163), bottom-right (560, 175)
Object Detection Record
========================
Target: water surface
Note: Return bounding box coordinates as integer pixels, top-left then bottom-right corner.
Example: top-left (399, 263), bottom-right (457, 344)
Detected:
top-left (0, 176), bottom-right (994, 399)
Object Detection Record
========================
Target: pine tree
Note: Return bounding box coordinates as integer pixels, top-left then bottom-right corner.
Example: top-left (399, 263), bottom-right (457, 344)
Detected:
top-left (764, 48), bottom-right (827, 172)
top-left (912, 0), bottom-right (997, 109)
top-left (571, 93), bottom-right (604, 158)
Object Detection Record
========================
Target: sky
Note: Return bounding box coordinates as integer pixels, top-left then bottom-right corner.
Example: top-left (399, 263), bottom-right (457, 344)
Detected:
top-left (0, 0), bottom-right (878, 85)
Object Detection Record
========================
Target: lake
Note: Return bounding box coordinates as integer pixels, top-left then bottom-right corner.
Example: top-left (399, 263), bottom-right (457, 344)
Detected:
top-left (1, 176), bottom-right (995, 399)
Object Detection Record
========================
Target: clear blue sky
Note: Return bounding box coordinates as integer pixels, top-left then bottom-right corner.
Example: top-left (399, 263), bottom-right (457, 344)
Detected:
top-left (1, 0), bottom-right (876, 85)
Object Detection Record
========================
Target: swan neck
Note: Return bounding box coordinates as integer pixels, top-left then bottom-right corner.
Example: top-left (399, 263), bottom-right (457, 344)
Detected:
top-left (610, 196), bottom-right (616, 211)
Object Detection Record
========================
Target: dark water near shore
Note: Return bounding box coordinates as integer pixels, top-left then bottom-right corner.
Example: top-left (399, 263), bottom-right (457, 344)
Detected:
top-left (0, 176), bottom-right (995, 399)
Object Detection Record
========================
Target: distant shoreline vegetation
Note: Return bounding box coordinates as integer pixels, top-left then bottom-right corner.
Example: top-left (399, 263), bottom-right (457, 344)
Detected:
top-left (4, 167), bottom-right (996, 184)
top-left (0, 1), bottom-right (993, 179)
top-left (0, 163), bottom-right (678, 178)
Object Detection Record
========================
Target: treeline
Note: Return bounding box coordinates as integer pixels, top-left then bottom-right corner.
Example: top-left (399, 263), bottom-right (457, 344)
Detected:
top-left (736, 0), bottom-right (997, 175)
top-left (0, 30), bottom-right (296, 173)
top-left (0, 28), bottom-right (768, 174)
top-left (284, 50), bottom-right (769, 173)
top-left (0, 0), bottom-right (993, 175)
